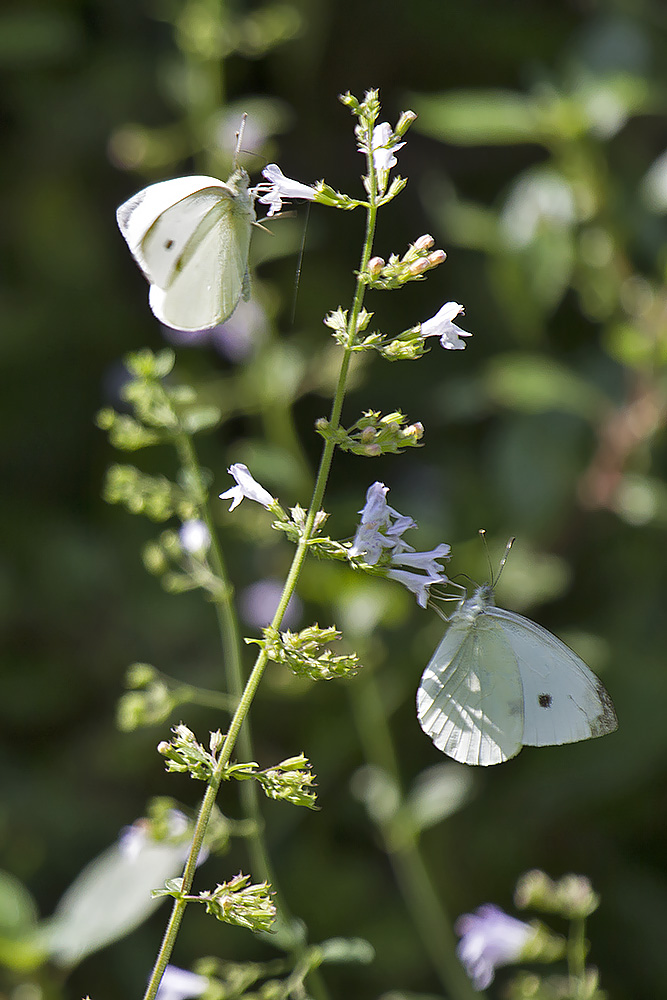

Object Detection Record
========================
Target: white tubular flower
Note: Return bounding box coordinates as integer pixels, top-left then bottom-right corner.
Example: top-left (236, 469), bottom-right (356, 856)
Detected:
top-left (371, 122), bottom-right (405, 176)
top-left (386, 567), bottom-right (446, 609)
top-left (179, 519), bottom-right (211, 554)
top-left (387, 543), bottom-right (451, 608)
top-left (155, 965), bottom-right (209, 1000)
top-left (349, 483), bottom-right (450, 607)
top-left (256, 164), bottom-right (317, 217)
top-left (421, 302), bottom-right (472, 350)
top-left (219, 463), bottom-right (275, 511)
top-left (390, 543), bottom-right (452, 572)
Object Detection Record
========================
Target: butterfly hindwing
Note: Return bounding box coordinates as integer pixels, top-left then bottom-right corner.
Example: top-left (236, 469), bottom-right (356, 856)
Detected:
top-left (417, 617), bottom-right (525, 766)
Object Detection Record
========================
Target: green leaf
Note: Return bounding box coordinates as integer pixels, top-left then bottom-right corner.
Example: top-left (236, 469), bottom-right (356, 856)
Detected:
top-left (411, 90), bottom-right (544, 145)
top-left (484, 353), bottom-right (608, 420)
top-left (39, 839), bottom-right (190, 967)
top-left (318, 936), bottom-right (375, 964)
top-left (405, 763), bottom-right (473, 834)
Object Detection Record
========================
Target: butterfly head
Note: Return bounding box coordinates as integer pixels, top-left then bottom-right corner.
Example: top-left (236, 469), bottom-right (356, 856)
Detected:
top-left (456, 583), bottom-right (495, 623)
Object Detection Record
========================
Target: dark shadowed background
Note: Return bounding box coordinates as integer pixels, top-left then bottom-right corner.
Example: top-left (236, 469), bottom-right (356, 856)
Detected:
top-left (2, 0), bottom-right (667, 997)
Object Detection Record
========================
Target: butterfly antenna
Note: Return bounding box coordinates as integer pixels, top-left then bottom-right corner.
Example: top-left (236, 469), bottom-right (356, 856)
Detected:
top-left (479, 529), bottom-right (494, 583)
top-left (479, 529), bottom-right (515, 587)
top-left (494, 536), bottom-right (515, 586)
top-left (233, 113), bottom-right (248, 169)
top-left (290, 200), bottom-right (310, 326)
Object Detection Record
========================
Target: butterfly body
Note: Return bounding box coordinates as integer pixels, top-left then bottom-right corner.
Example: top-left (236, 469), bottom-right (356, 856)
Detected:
top-left (117, 169), bottom-right (255, 331)
top-left (417, 584), bottom-right (617, 766)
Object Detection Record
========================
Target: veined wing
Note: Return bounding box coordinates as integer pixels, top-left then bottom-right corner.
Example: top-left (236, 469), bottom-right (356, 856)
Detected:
top-left (417, 616), bottom-right (525, 766)
top-left (149, 191), bottom-right (254, 330)
top-left (118, 176), bottom-right (229, 286)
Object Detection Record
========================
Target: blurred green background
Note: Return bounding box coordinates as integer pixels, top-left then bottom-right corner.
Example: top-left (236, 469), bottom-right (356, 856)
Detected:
top-left (2, 0), bottom-right (667, 997)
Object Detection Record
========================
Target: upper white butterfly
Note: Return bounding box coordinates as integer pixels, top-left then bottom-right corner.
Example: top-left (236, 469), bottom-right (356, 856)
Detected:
top-left (417, 584), bottom-right (618, 766)
top-left (116, 169), bottom-right (255, 332)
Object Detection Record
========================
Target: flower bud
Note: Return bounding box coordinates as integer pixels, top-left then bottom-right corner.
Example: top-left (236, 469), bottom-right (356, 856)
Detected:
top-left (409, 259), bottom-right (430, 275)
top-left (427, 249), bottom-right (447, 267)
top-left (368, 256), bottom-right (385, 275)
top-left (364, 443), bottom-right (382, 457)
top-left (405, 422), bottom-right (424, 441)
top-left (396, 110), bottom-right (418, 135)
top-left (413, 234), bottom-right (435, 252)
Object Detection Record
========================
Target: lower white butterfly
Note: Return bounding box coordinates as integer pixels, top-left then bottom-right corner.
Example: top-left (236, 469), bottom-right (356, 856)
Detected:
top-left (117, 138), bottom-right (255, 331)
top-left (417, 583), bottom-right (617, 766)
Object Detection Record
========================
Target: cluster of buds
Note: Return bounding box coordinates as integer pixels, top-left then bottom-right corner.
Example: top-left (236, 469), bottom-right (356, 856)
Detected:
top-left (224, 754), bottom-right (318, 810)
top-left (515, 870), bottom-right (600, 920)
top-left (199, 874), bottom-right (276, 932)
top-left (104, 464), bottom-right (196, 523)
top-left (157, 724), bottom-right (223, 782)
top-left (316, 409), bottom-right (424, 457)
top-left (271, 504), bottom-right (353, 563)
top-left (117, 662), bottom-right (176, 731)
top-left (362, 235), bottom-right (447, 290)
top-left (258, 624), bottom-right (361, 681)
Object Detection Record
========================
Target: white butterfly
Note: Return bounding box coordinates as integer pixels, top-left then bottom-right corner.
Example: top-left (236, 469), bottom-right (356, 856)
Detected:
top-left (116, 168), bottom-right (255, 332)
top-left (417, 583), bottom-right (618, 766)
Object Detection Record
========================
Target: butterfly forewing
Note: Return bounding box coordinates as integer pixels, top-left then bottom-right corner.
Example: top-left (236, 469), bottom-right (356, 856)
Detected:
top-left (118, 176), bottom-right (229, 285)
top-left (417, 616), bottom-right (525, 766)
top-left (147, 174), bottom-right (254, 330)
top-left (486, 608), bottom-right (618, 747)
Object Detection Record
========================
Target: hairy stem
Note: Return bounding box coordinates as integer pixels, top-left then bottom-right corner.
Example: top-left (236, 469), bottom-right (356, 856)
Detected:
top-left (142, 157), bottom-right (380, 1000)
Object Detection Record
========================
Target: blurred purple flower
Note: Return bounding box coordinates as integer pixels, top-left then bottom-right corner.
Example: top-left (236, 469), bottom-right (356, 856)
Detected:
top-left (155, 965), bottom-right (208, 1000)
top-left (240, 578), bottom-right (302, 630)
top-left (456, 904), bottom-right (534, 990)
top-left (162, 299), bottom-right (268, 362)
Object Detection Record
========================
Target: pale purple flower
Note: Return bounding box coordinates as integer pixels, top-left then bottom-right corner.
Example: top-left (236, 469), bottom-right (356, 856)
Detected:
top-left (386, 567), bottom-right (447, 609)
top-left (371, 122), bottom-right (405, 176)
top-left (240, 578), bottom-right (302, 629)
top-left (118, 809), bottom-right (210, 866)
top-left (421, 302), bottom-right (472, 351)
top-left (456, 904), bottom-right (535, 991)
top-left (391, 541), bottom-right (451, 574)
top-left (219, 463), bottom-right (275, 511)
top-left (155, 965), bottom-right (208, 1000)
top-left (349, 482), bottom-right (415, 564)
top-left (179, 519), bottom-right (211, 554)
top-left (349, 483), bottom-right (450, 607)
top-left (256, 163), bottom-right (317, 217)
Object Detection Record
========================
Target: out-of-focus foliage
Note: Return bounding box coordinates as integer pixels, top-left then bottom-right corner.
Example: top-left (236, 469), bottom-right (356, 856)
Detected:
top-left (2, 1), bottom-right (667, 999)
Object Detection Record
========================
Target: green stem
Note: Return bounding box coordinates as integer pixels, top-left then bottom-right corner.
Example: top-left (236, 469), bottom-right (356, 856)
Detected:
top-left (349, 669), bottom-right (483, 1000)
top-left (568, 915), bottom-right (587, 998)
top-left (144, 121), bottom-right (382, 1000)
top-left (175, 432), bottom-right (272, 886)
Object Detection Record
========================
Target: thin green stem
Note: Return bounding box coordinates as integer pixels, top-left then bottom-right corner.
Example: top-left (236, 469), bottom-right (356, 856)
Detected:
top-left (349, 669), bottom-right (483, 1000)
top-left (144, 118), bottom-right (382, 1000)
top-left (568, 915), bottom-right (587, 998)
top-left (174, 432), bottom-right (272, 884)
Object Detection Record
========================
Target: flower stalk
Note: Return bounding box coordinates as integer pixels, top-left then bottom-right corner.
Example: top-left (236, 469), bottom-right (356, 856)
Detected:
top-left (142, 95), bottom-right (386, 1000)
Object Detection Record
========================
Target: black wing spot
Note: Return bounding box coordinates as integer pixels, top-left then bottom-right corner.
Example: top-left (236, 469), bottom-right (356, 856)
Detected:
top-left (538, 693), bottom-right (552, 708)
top-left (164, 239), bottom-right (174, 250)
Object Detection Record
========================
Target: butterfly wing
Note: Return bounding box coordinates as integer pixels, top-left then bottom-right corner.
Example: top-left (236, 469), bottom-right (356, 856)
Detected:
top-left (118, 171), bottom-right (255, 330)
top-left (417, 616), bottom-right (526, 766)
top-left (487, 607), bottom-right (618, 747)
top-left (117, 175), bottom-right (227, 285)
